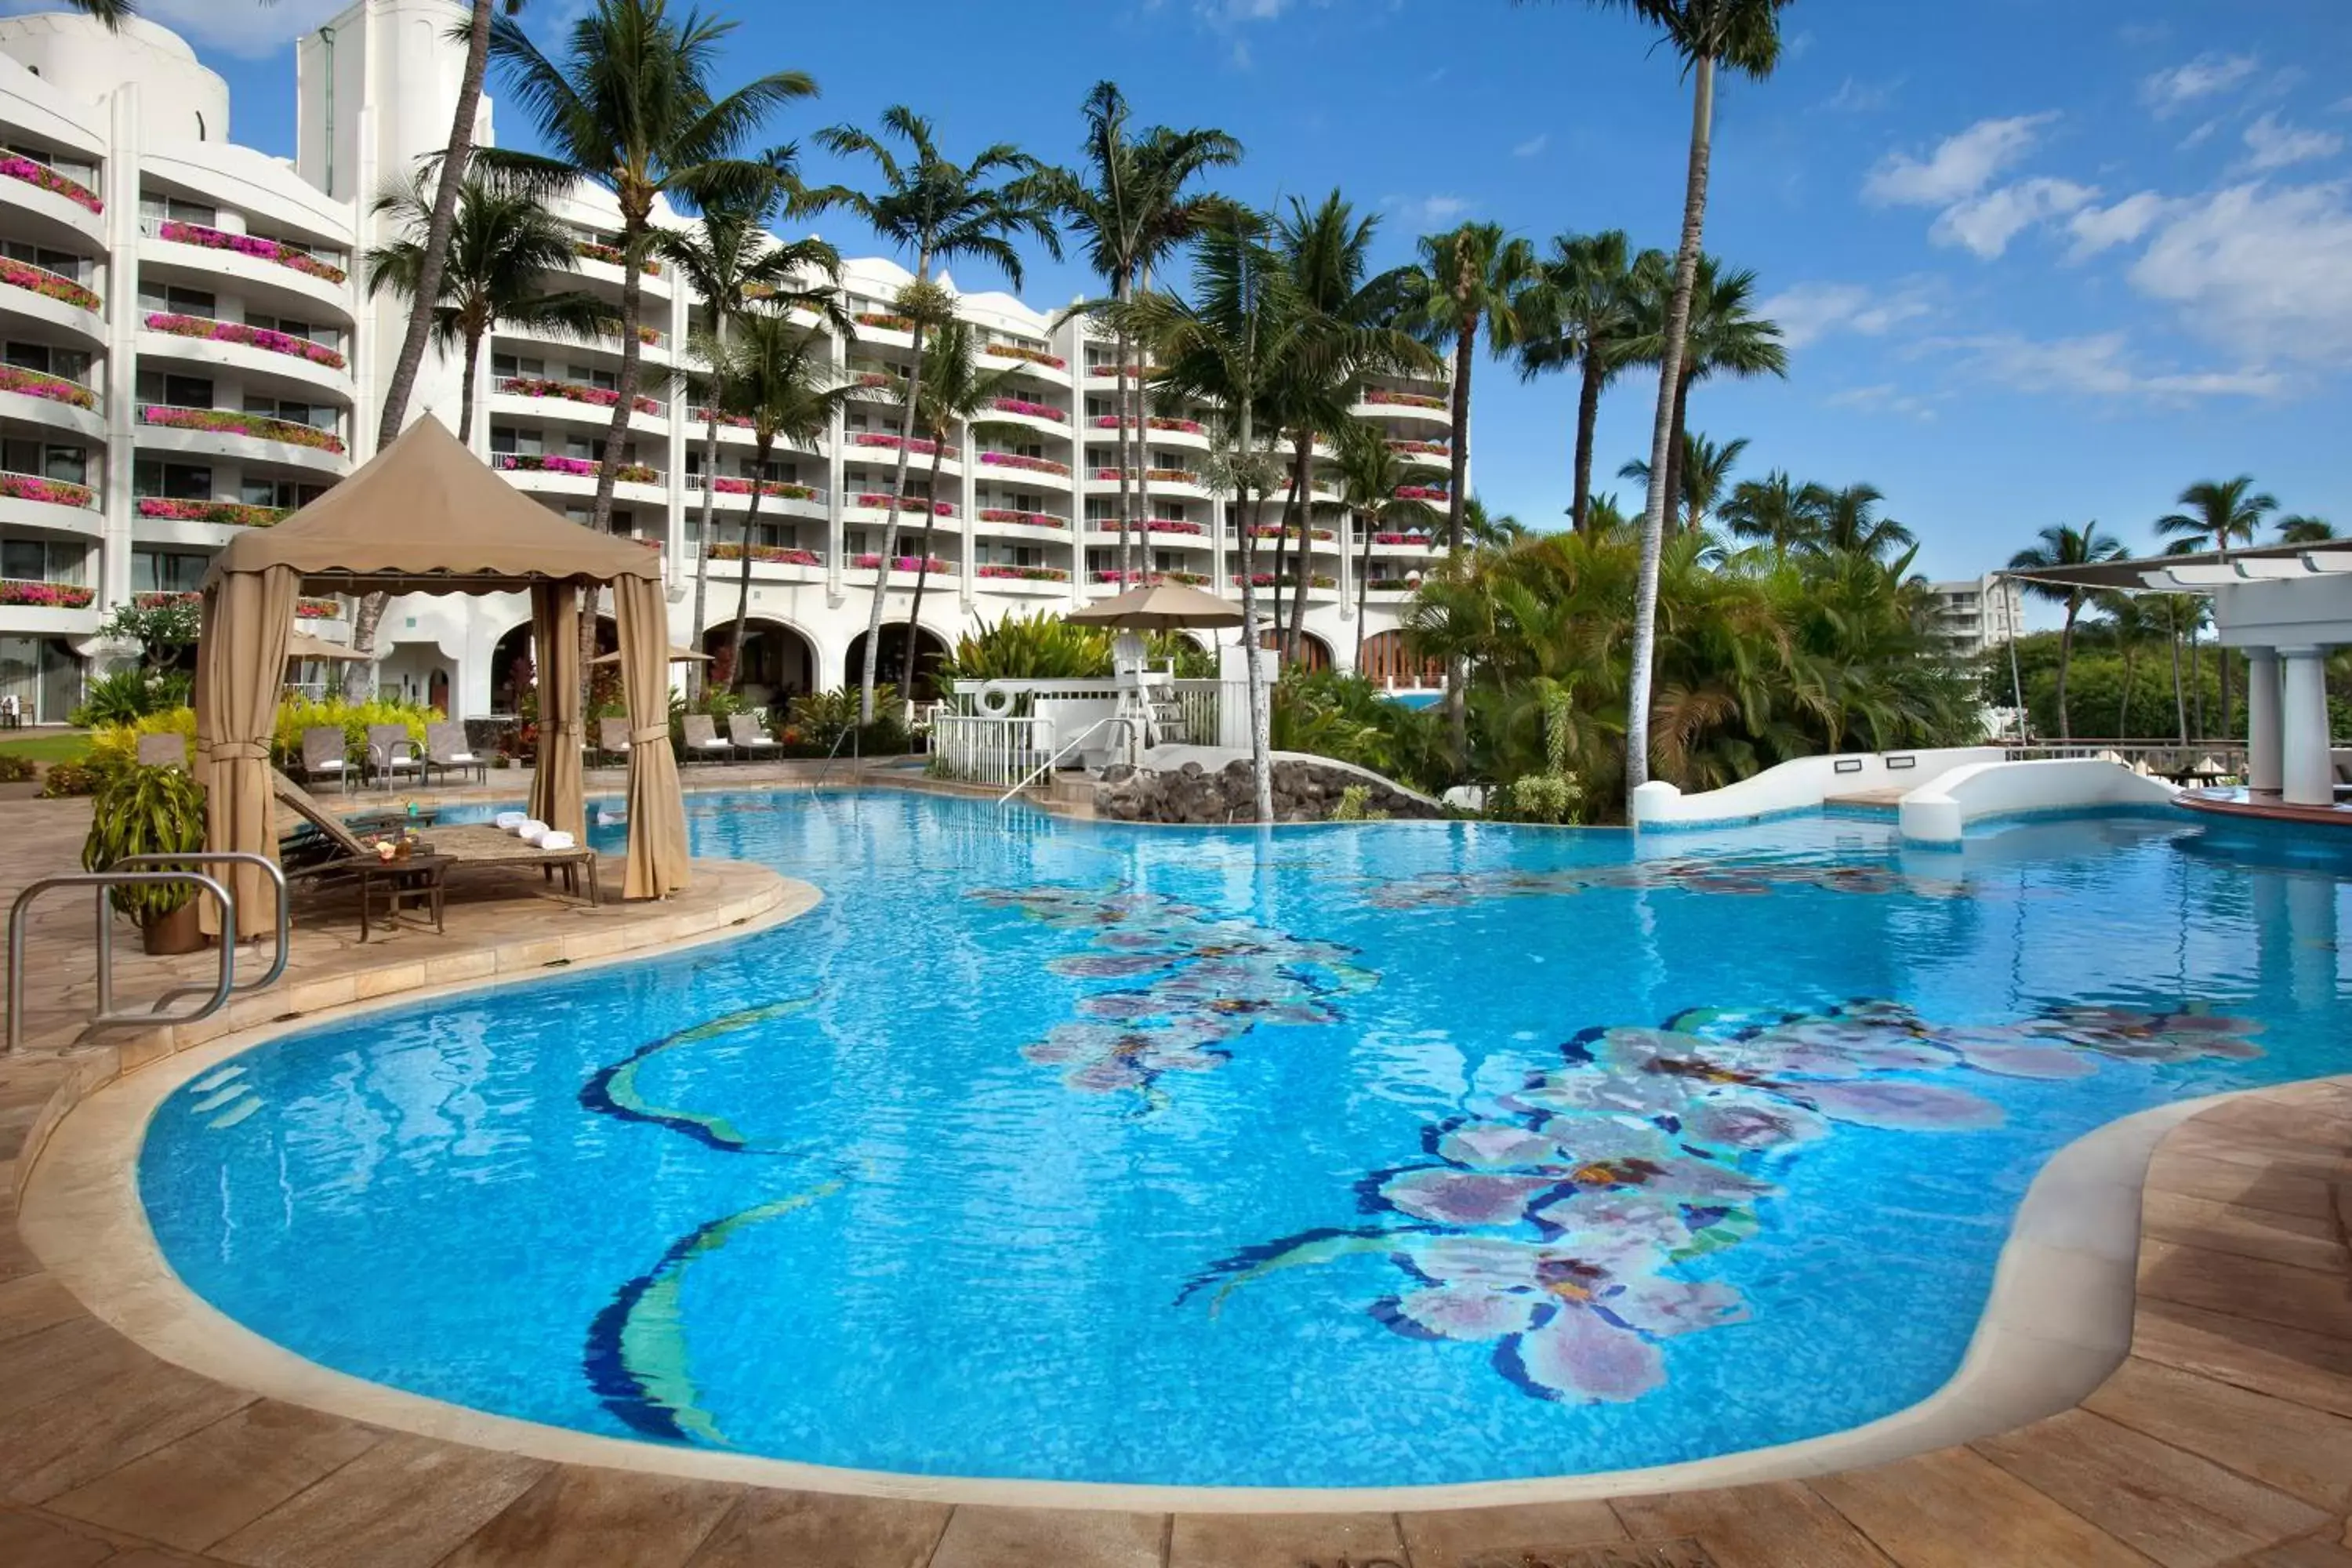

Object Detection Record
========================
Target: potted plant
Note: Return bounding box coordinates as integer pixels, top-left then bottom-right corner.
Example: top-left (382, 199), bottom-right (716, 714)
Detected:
top-left (82, 761), bottom-right (209, 955)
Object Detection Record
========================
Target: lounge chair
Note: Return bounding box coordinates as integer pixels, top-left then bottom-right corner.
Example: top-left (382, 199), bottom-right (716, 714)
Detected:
top-left (366, 724), bottom-right (423, 790)
top-left (135, 732), bottom-right (187, 769)
top-left (424, 721), bottom-right (486, 786)
top-left (681, 713), bottom-right (735, 764)
top-left (728, 712), bottom-right (782, 761)
top-left (595, 716), bottom-right (633, 766)
top-left (271, 768), bottom-right (599, 912)
top-left (300, 726), bottom-right (353, 793)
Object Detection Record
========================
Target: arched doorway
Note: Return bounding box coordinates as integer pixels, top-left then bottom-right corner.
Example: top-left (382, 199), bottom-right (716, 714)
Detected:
top-left (489, 621), bottom-right (534, 714)
top-left (1261, 630), bottom-right (1332, 673)
top-left (1357, 629), bottom-right (1443, 688)
top-left (702, 618), bottom-right (818, 710)
top-left (846, 623), bottom-right (952, 703)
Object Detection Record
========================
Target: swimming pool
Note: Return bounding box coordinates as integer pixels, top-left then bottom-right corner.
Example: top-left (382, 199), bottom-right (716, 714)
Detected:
top-left (136, 793), bottom-right (2349, 1489)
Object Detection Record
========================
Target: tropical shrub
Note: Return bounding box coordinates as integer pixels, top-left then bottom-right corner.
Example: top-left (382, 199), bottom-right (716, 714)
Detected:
top-left (269, 696), bottom-right (440, 767)
top-left (72, 668), bottom-right (186, 727)
top-left (1329, 783), bottom-right (1388, 822)
top-left (82, 763), bottom-right (208, 921)
top-left (39, 761), bottom-right (103, 797)
top-left (0, 753), bottom-right (34, 783)
top-left (1271, 670), bottom-right (1450, 794)
top-left (85, 706), bottom-right (198, 771)
top-left (937, 614), bottom-right (1115, 682)
top-left (1501, 773), bottom-right (1583, 825)
top-left (97, 598), bottom-right (201, 667)
top-left (783, 684), bottom-right (908, 755)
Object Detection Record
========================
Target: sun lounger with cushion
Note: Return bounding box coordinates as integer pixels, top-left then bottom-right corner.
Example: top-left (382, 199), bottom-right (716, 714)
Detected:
top-left (424, 721), bottom-right (486, 786)
top-left (681, 713), bottom-right (734, 764)
top-left (728, 713), bottom-right (781, 760)
top-left (300, 727), bottom-right (353, 793)
top-left (272, 769), bottom-right (600, 910)
top-left (596, 716), bottom-right (632, 765)
top-left (367, 724), bottom-right (423, 789)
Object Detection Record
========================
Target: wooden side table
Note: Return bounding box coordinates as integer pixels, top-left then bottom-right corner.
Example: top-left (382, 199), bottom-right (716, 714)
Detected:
top-left (356, 853), bottom-right (452, 942)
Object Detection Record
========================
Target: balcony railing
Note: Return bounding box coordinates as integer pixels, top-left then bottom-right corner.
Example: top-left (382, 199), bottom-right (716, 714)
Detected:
top-left (492, 453), bottom-right (659, 483)
top-left (0, 256), bottom-right (100, 313)
top-left (1389, 438), bottom-right (1450, 457)
top-left (1088, 413), bottom-right (1203, 435)
top-left (0, 156), bottom-right (100, 214)
top-left (991, 397), bottom-right (1067, 423)
top-left (136, 495), bottom-right (286, 527)
top-left (1091, 569), bottom-right (1208, 586)
top-left (572, 239), bottom-right (662, 276)
top-left (855, 310), bottom-right (914, 332)
top-left (501, 377), bottom-right (662, 416)
top-left (0, 577), bottom-right (93, 608)
top-left (851, 554), bottom-right (956, 575)
top-left (140, 404), bottom-right (347, 455)
top-left (1092, 466), bottom-right (1201, 485)
top-left (976, 564), bottom-right (1070, 583)
top-left (0, 364), bottom-right (96, 411)
top-left (850, 431), bottom-right (958, 458)
top-left (978, 452), bottom-right (1071, 477)
top-left (706, 543), bottom-right (822, 567)
top-left (1091, 517), bottom-right (1204, 536)
top-left (145, 313), bottom-right (347, 371)
top-left (1247, 524), bottom-right (1334, 542)
top-left (692, 477), bottom-right (824, 503)
top-left (688, 405), bottom-right (757, 429)
top-left (0, 471), bottom-right (93, 509)
top-left (1232, 572), bottom-right (1335, 589)
top-left (1396, 485), bottom-right (1450, 503)
top-left (1374, 532), bottom-right (1437, 547)
top-left (150, 220), bottom-right (349, 285)
top-left (983, 342), bottom-right (1065, 370)
top-left (976, 508), bottom-right (1069, 530)
top-left (1365, 387), bottom-right (1447, 411)
top-left (848, 492), bottom-right (956, 516)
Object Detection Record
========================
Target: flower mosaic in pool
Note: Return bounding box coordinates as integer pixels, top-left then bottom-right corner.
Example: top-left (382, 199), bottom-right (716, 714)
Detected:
top-left (138, 794), bottom-right (2352, 1487)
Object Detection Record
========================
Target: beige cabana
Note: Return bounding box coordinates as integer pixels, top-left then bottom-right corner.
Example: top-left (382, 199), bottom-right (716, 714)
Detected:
top-left (196, 416), bottom-right (689, 935)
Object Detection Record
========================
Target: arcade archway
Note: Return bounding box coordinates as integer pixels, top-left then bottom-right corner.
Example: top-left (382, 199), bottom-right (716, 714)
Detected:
top-left (702, 618), bottom-right (818, 710)
top-left (846, 622), bottom-right (952, 703)
top-left (1357, 629), bottom-right (1443, 688)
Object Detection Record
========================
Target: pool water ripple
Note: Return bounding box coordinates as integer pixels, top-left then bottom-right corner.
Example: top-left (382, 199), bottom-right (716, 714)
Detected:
top-left (136, 793), bottom-right (2352, 1487)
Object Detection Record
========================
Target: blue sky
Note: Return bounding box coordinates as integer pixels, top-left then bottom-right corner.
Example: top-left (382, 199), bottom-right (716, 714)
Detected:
top-left (68, 0), bottom-right (2352, 588)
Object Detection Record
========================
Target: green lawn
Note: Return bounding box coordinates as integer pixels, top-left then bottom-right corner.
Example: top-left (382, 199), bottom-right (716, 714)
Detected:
top-left (0, 731), bottom-right (91, 764)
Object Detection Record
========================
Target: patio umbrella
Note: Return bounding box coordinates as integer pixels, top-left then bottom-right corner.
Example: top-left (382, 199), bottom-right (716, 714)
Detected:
top-left (589, 645), bottom-right (712, 666)
top-left (283, 631), bottom-right (370, 662)
top-left (1065, 582), bottom-right (1245, 631)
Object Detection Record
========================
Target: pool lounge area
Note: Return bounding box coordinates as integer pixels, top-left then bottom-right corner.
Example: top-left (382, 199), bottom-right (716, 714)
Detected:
top-left (9, 778), bottom-right (2352, 1563)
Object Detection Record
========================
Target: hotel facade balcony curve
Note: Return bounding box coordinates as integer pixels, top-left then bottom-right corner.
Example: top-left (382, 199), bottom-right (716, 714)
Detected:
top-left (491, 377), bottom-right (670, 439)
top-left (0, 256), bottom-right (106, 345)
top-left (136, 314), bottom-right (356, 404)
top-left (0, 469), bottom-right (102, 543)
top-left (135, 405), bottom-right (351, 477)
top-left (0, 365), bottom-right (106, 442)
top-left (134, 219), bottom-right (354, 321)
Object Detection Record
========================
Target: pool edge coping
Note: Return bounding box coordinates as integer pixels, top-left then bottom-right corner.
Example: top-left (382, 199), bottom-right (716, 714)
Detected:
top-left (16, 971), bottom-right (2289, 1512)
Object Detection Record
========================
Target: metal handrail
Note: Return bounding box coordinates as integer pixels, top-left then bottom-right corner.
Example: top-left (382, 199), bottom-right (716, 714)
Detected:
top-left (119, 852), bottom-right (289, 1010)
top-left (998, 714), bottom-right (1134, 808)
top-left (813, 715), bottom-right (860, 789)
top-left (7, 871), bottom-right (236, 1054)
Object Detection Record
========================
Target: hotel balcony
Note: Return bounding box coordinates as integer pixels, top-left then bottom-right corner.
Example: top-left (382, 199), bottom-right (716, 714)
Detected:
top-left (0, 575), bottom-right (100, 637)
top-left (844, 552), bottom-right (960, 585)
top-left (567, 238), bottom-right (673, 301)
top-left (1351, 387), bottom-right (1452, 429)
top-left (493, 376), bottom-right (670, 438)
top-left (699, 541), bottom-right (827, 586)
top-left (0, 470), bottom-right (100, 541)
top-left (843, 490), bottom-right (957, 526)
top-left (136, 219), bottom-right (354, 321)
top-left (972, 449), bottom-right (1073, 490)
top-left (686, 475), bottom-right (829, 522)
top-left (489, 452), bottom-right (669, 510)
top-left (1085, 465), bottom-right (1208, 502)
top-left (973, 506), bottom-right (1074, 543)
top-left (137, 314), bottom-right (355, 404)
top-left (984, 395), bottom-right (1073, 440)
top-left (130, 493), bottom-right (294, 546)
top-left (1088, 517), bottom-right (1213, 552)
top-left (0, 154), bottom-right (106, 248)
top-left (136, 404), bottom-right (350, 477)
top-left (1081, 413), bottom-right (1209, 452)
top-left (979, 340), bottom-right (1069, 383)
top-left (971, 561), bottom-right (1072, 595)
top-left (0, 365), bottom-right (104, 441)
top-left (0, 257), bottom-right (104, 347)
top-left (844, 430), bottom-right (960, 474)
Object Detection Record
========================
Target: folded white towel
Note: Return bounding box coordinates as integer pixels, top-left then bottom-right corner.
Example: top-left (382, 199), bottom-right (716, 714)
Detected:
top-left (448, 751), bottom-right (477, 764)
top-left (494, 811), bottom-right (526, 829)
top-left (516, 819), bottom-right (549, 840)
top-left (539, 831), bottom-right (576, 851)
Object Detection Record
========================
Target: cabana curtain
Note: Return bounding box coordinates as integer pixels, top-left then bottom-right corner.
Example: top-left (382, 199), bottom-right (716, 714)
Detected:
top-left (195, 417), bottom-right (690, 936)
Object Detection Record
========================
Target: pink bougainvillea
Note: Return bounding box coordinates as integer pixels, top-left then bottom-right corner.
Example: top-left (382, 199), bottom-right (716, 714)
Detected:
top-left (708, 543), bottom-right (821, 566)
top-left (0, 364), bottom-right (96, 410)
top-left (0, 256), bottom-right (100, 311)
top-left (0, 472), bottom-right (94, 509)
top-left (977, 563), bottom-right (1069, 582)
top-left (851, 492), bottom-right (955, 515)
top-left (0, 156), bottom-right (100, 212)
top-left (978, 508), bottom-right (1066, 528)
top-left (140, 405), bottom-right (347, 455)
top-left (0, 577), bottom-right (95, 608)
top-left (145, 313), bottom-right (347, 370)
top-left (136, 496), bottom-right (285, 526)
top-left (501, 377), bottom-right (661, 416)
top-left (158, 221), bottom-right (347, 284)
top-left (979, 452), bottom-right (1070, 477)
top-left (992, 397), bottom-right (1066, 422)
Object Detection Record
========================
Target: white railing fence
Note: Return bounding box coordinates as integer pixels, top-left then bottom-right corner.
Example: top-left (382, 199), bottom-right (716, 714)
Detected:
top-left (927, 710), bottom-right (1051, 790)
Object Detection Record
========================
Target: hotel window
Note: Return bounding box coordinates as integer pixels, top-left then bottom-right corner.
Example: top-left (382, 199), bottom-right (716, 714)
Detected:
top-left (245, 313), bottom-right (339, 351)
top-left (0, 241), bottom-right (89, 282)
top-left (136, 283), bottom-right (216, 318)
top-left (4, 440), bottom-right (86, 485)
top-left (244, 395), bottom-right (338, 432)
top-left (5, 341), bottom-right (91, 382)
top-left (561, 363), bottom-right (616, 391)
top-left (491, 354), bottom-right (546, 379)
top-left (0, 535), bottom-right (83, 583)
top-left (239, 478), bottom-right (325, 510)
top-left (133, 460), bottom-right (212, 499)
top-left (130, 547), bottom-right (211, 593)
top-left (137, 371), bottom-right (215, 408)
top-left (137, 194), bottom-right (218, 228)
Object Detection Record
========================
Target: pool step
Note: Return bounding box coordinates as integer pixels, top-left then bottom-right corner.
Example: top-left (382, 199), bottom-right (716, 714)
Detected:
top-left (1824, 786), bottom-right (1906, 818)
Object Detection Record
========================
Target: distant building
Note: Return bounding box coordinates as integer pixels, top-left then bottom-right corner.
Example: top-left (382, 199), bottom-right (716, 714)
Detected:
top-left (1927, 574), bottom-right (2024, 658)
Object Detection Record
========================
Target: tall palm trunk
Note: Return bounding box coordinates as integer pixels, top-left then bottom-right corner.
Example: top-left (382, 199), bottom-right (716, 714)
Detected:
top-left (688, 395), bottom-right (721, 705)
top-left (1443, 321), bottom-right (1475, 760)
top-left (2190, 635), bottom-right (2205, 739)
top-left (727, 430), bottom-right (776, 691)
top-left (2056, 601), bottom-right (2078, 743)
top-left (1283, 435), bottom-right (1315, 660)
top-left (1572, 349), bottom-right (1604, 534)
top-left (1624, 52), bottom-right (1715, 805)
top-left (2171, 630), bottom-right (2188, 743)
top-left (456, 325), bottom-right (483, 451)
top-left (350, 0), bottom-right (497, 698)
top-left (1131, 260), bottom-right (1155, 580)
top-left (2118, 637), bottom-right (2136, 739)
top-left (1114, 279), bottom-right (1135, 583)
top-left (1353, 505), bottom-right (1374, 669)
top-left (1236, 405), bottom-right (1271, 823)
top-left (899, 432), bottom-right (949, 684)
top-left (583, 227), bottom-right (650, 711)
top-left (1662, 369), bottom-right (1694, 533)
top-left (861, 260), bottom-right (931, 722)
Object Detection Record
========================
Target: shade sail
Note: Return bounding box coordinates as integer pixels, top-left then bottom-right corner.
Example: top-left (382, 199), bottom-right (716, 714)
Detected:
top-left (1065, 583), bottom-right (1246, 630)
top-left (201, 416), bottom-right (660, 597)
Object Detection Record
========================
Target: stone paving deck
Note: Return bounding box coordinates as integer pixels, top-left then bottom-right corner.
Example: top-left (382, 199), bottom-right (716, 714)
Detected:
top-left (9, 784), bottom-right (2352, 1564)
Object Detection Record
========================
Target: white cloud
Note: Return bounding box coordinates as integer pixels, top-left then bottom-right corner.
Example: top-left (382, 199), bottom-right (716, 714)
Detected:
top-left (0, 0), bottom-right (348, 56)
top-left (1864, 114), bottom-right (2057, 207)
top-left (2128, 181), bottom-right (2352, 362)
top-left (1824, 383), bottom-right (1936, 422)
top-left (1384, 194), bottom-right (1472, 229)
top-left (2141, 53), bottom-right (2260, 117)
top-left (1759, 281), bottom-right (1936, 348)
top-left (1821, 76), bottom-right (1901, 114)
top-left (2066, 193), bottom-right (2172, 260)
top-left (2178, 118), bottom-right (2223, 151)
top-left (1938, 331), bottom-right (2284, 401)
top-left (2241, 112), bottom-right (2344, 172)
top-left (1930, 177), bottom-right (2096, 258)
top-left (1512, 134), bottom-right (1548, 159)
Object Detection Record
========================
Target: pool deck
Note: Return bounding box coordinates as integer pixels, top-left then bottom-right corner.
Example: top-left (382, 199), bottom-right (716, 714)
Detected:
top-left (9, 789), bottom-right (2352, 1563)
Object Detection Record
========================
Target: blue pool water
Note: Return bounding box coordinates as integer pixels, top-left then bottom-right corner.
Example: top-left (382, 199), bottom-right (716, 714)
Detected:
top-left (138, 793), bottom-right (2352, 1487)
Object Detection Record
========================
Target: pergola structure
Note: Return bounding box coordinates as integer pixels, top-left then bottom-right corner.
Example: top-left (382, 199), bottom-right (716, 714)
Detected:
top-left (2008, 541), bottom-right (2350, 810)
top-left (194, 417), bottom-right (689, 936)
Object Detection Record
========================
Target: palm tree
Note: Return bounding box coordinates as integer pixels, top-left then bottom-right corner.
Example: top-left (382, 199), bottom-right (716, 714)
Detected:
top-left (364, 171), bottom-right (612, 450)
top-left (2143, 593), bottom-right (2203, 742)
top-left (2102, 592), bottom-right (2150, 740)
top-left (1619, 430), bottom-right (1746, 534)
top-left (1565, 0), bottom-right (1792, 807)
top-left (61, 0), bottom-right (137, 26)
top-left (487, 0), bottom-right (815, 545)
top-left (658, 172), bottom-right (843, 701)
top-left (1812, 482), bottom-right (1915, 561)
top-left (898, 318), bottom-right (1022, 683)
top-left (1040, 84), bottom-right (1241, 584)
top-left (1625, 253), bottom-right (1787, 524)
top-left (1464, 497), bottom-right (1531, 552)
top-left (1334, 424), bottom-right (1439, 667)
top-left (2157, 474), bottom-right (2278, 736)
top-left (1398, 223), bottom-right (1538, 558)
top-left (706, 310), bottom-right (855, 690)
top-left (1515, 230), bottom-right (1650, 533)
top-left (807, 108), bottom-right (1059, 723)
top-left (2008, 522), bottom-right (2124, 742)
top-left (1269, 192), bottom-right (1432, 659)
top-left (1106, 212), bottom-right (1311, 822)
top-left (2280, 514), bottom-right (2336, 543)
top-left (1720, 470), bottom-right (1820, 557)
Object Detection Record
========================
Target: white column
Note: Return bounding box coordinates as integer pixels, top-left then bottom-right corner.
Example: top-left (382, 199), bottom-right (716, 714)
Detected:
top-left (2279, 645), bottom-right (2332, 807)
top-left (2246, 646), bottom-right (2283, 793)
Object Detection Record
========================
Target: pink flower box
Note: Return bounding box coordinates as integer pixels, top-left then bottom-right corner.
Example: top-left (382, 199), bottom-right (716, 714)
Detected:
top-left (0, 472), bottom-right (94, 509)
top-left (851, 492), bottom-right (955, 515)
top-left (856, 311), bottom-right (915, 332)
top-left (146, 313), bottom-right (347, 370)
top-left (709, 477), bottom-right (817, 500)
top-left (1249, 524), bottom-right (1334, 541)
top-left (140, 405), bottom-right (347, 454)
top-left (572, 239), bottom-right (662, 276)
top-left (0, 577), bottom-right (94, 608)
top-left (979, 452), bottom-right (1070, 477)
top-left (710, 543), bottom-right (821, 566)
top-left (1374, 532), bottom-right (1434, 546)
top-left (983, 342), bottom-right (1065, 369)
top-left (502, 377), bottom-right (661, 416)
top-left (135, 590), bottom-right (201, 608)
top-left (493, 453), bottom-right (657, 483)
top-left (1091, 569), bottom-right (1207, 586)
top-left (1230, 572), bottom-right (1334, 588)
top-left (296, 597), bottom-right (343, 619)
top-left (0, 156), bottom-right (100, 213)
top-left (977, 563), bottom-right (1069, 582)
top-left (1094, 517), bottom-right (1203, 535)
top-left (1388, 439), bottom-right (1450, 456)
top-left (136, 496), bottom-right (286, 526)
top-left (853, 432), bottom-right (957, 456)
top-left (978, 509), bottom-right (1066, 529)
top-left (992, 397), bottom-right (1065, 422)
top-left (158, 221), bottom-right (347, 284)
top-left (1091, 413), bottom-right (1203, 434)
top-left (0, 364), bottom-right (95, 410)
top-left (1367, 387), bottom-right (1447, 410)
top-left (1396, 485), bottom-right (1450, 502)
top-left (852, 554), bottom-right (954, 574)
top-left (690, 405), bottom-right (757, 428)
top-left (1095, 466), bottom-right (1201, 485)
top-left (0, 256), bottom-right (99, 312)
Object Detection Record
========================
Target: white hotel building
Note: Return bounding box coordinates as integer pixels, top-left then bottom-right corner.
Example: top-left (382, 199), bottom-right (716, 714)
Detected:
top-left (0, 2), bottom-right (1452, 724)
